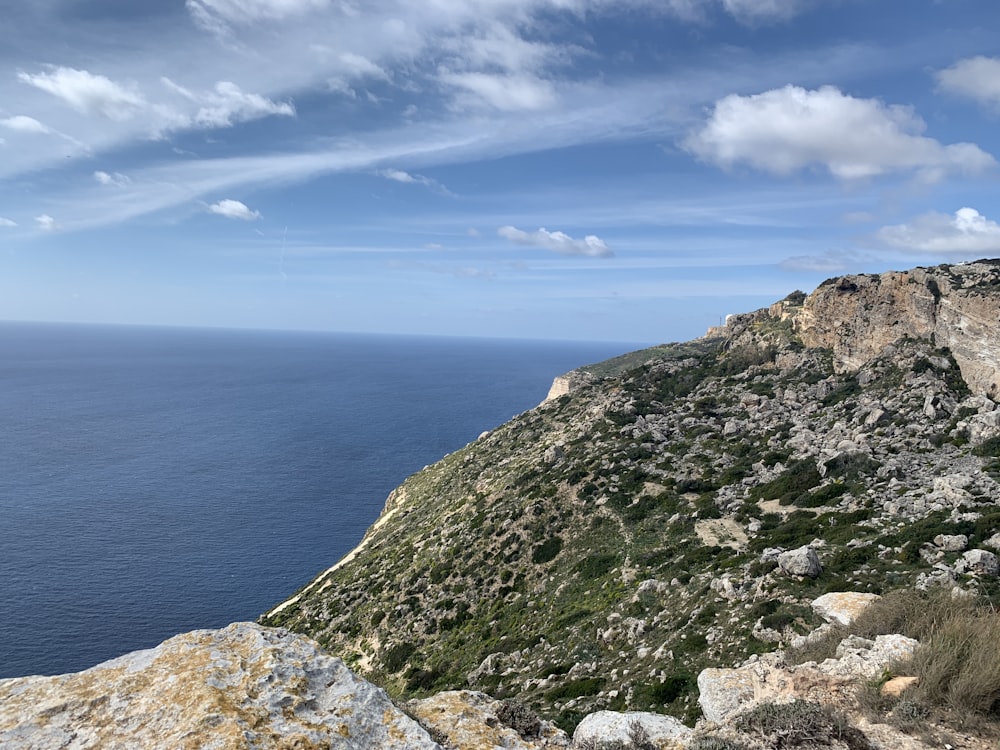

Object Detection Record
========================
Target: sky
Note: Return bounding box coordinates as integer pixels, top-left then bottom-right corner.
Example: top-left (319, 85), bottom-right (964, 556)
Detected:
top-left (1, 0), bottom-right (999, 344)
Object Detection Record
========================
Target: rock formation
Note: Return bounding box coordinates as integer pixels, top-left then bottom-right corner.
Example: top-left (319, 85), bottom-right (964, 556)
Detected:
top-left (794, 260), bottom-right (1000, 398)
top-left (0, 623), bottom-right (440, 749)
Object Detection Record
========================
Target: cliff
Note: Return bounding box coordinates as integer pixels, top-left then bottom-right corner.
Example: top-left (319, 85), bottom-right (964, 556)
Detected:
top-left (261, 259), bottom-right (1000, 739)
top-left (795, 260), bottom-right (1000, 399)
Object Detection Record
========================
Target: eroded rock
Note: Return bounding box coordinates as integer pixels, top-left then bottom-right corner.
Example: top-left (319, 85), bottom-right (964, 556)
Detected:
top-left (0, 623), bottom-right (439, 750)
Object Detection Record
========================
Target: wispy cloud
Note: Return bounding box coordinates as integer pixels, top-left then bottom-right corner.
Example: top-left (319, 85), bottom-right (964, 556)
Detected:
top-left (498, 226), bottom-right (614, 257)
top-left (377, 168), bottom-right (453, 195)
top-left (0, 217), bottom-right (17, 227)
top-left (779, 250), bottom-right (870, 273)
top-left (35, 214), bottom-right (58, 231)
top-left (0, 115), bottom-right (52, 134)
top-left (94, 171), bottom-right (131, 187)
top-left (208, 199), bottom-right (262, 221)
top-left (19, 67), bottom-right (146, 121)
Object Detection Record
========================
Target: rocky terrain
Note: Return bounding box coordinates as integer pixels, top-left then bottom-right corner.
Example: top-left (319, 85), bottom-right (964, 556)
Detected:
top-left (5, 259), bottom-right (1000, 749)
top-left (261, 260), bottom-right (1000, 734)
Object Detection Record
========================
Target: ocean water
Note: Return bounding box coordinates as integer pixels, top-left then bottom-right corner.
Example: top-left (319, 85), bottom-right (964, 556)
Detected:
top-left (0, 322), bottom-right (630, 679)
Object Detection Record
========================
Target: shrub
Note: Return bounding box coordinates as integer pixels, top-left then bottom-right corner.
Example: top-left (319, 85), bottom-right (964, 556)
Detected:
top-left (382, 641), bottom-right (416, 673)
top-left (532, 536), bottom-right (563, 564)
top-left (546, 677), bottom-right (606, 701)
top-left (496, 699), bottom-right (542, 738)
top-left (734, 700), bottom-right (873, 749)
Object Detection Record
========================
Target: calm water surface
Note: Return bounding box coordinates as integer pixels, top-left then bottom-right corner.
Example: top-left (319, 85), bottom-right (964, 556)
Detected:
top-left (0, 323), bottom-right (631, 677)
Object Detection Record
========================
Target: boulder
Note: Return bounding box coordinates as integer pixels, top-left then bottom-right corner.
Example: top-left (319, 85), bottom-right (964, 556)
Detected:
top-left (957, 549), bottom-right (1000, 576)
top-left (778, 546), bottom-right (823, 578)
top-left (811, 592), bottom-right (881, 627)
top-left (822, 634), bottom-right (920, 679)
top-left (933, 534), bottom-right (968, 552)
top-left (573, 710), bottom-right (691, 749)
top-left (697, 667), bottom-right (755, 723)
top-left (0, 623), bottom-right (439, 750)
top-left (408, 691), bottom-right (569, 750)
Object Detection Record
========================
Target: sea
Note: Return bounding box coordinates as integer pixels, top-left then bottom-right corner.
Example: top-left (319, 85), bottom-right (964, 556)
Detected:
top-left (0, 322), bottom-right (633, 679)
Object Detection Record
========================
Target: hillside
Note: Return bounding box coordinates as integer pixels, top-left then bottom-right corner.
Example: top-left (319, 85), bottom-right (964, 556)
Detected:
top-left (260, 259), bottom-right (1000, 733)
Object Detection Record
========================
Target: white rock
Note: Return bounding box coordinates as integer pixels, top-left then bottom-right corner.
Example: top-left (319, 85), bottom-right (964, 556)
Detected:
top-left (777, 546), bottom-right (823, 578)
top-left (957, 549), bottom-right (1000, 576)
top-left (573, 710), bottom-right (691, 749)
top-left (0, 623), bottom-right (439, 750)
top-left (933, 534), bottom-right (968, 552)
top-left (697, 668), bottom-right (755, 723)
top-left (811, 592), bottom-right (881, 627)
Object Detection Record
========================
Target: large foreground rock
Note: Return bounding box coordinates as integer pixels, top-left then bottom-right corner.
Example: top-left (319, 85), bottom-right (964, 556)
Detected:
top-left (0, 623), bottom-right (439, 750)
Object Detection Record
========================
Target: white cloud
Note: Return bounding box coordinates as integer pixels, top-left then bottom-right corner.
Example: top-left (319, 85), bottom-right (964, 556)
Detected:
top-left (380, 169), bottom-right (422, 184)
top-left (498, 225), bottom-right (613, 257)
top-left (0, 115), bottom-right (51, 134)
top-left (18, 67), bottom-right (145, 121)
top-left (35, 214), bottom-right (58, 231)
top-left (208, 199), bottom-right (262, 221)
top-left (441, 72), bottom-right (558, 111)
top-left (720, 0), bottom-right (804, 22)
top-left (0, 217), bottom-right (17, 227)
top-left (876, 207), bottom-right (1000, 254)
top-left (94, 171), bottom-right (131, 187)
top-left (192, 81), bottom-right (295, 127)
top-left (778, 250), bottom-right (867, 273)
top-left (377, 168), bottom-right (452, 195)
top-left (187, 0), bottom-right (330, 32)
top-left (937, 56), bottom-right (1000, 110)
top-left (684, 85), bottom-right (996, 180)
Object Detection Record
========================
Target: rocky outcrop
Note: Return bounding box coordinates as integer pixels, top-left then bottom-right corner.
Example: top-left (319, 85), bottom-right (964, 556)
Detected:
top-left (0, 623), bottom-right (439, 750)
top-left (795, 260), bottom-right (1000, 398)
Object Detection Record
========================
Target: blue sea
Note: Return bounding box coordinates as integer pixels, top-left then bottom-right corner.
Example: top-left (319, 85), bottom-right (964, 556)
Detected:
top-left (0, 322), bottom-right (631, 679)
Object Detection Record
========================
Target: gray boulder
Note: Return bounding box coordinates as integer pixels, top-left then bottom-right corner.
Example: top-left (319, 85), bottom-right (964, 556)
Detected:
top-left (778, 545), bottom-right (823, 578)
top-left (573, 710), bottom-right (691, 748)
top-left (957, 549), bottom-right (1000, 576)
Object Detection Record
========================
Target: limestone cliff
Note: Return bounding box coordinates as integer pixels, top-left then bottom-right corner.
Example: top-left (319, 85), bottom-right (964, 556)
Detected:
top-left (794, 260), bottom-right (1000, 398)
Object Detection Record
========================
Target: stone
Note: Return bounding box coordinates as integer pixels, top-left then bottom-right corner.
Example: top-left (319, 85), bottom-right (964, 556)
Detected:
top-left (408, 691), bottom-right (569, 750)
top-left (811, 592), bottom-right (881, 627)
top-left (777, 545), bottom-right (823, 578)
top-left (822, 634), bottom-right (920, 679)
top-left (573, 710), bottom-right (691, 749)
top-left (881, 676), bottom-right (919, 698)
top-left (957, 549), bottom-right (1000, 576)
top-left (0, 623), bottom-right (439, 750)
top-left (697, 668), bottom-right (755, 723)
top-left (933, 534), bottom-right (968, 551)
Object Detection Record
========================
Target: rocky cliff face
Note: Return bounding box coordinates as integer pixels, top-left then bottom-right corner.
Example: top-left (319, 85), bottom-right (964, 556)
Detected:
top-left (262, 260), bottom-right (1000, 735)
top-left (794, 260), bottom-right (1000, 399)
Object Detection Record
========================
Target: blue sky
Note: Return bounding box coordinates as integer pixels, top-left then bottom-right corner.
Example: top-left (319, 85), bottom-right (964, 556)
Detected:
top-left (1, 0), bottom-right (999, 344)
